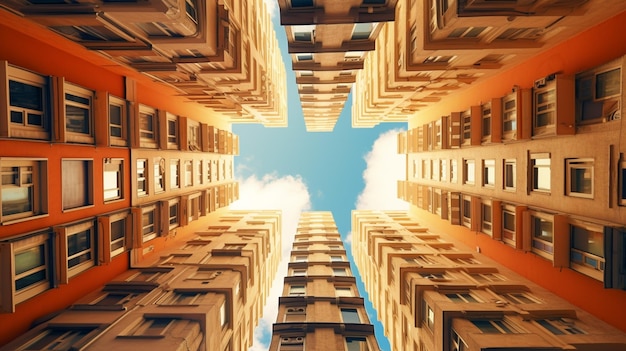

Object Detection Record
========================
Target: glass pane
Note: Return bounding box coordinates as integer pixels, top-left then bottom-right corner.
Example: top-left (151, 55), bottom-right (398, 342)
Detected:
top-left (68, 230), bottom-right (91, 256)
top-left (27, 113), bottom-right (43, 127)
top-left (16, 270), bottom-right (46, 291)
top-left (15, 245), bottom-right (45, 275)
top-left (571, 167), bottom-right (592, 194)
top-left (533, 217), bottom-right (553, 242)
top-left (346, 337), bottom-right (368, 351)
top-left (571, 225), bottom-right (603, 257)
top-left (9, 80), bottom-right (43, 110)
top-left (2, 187), bottom-right (32, 215)
top-left (596, 68), bottom-right (621, 98)
top-left (66, 106), bottom-right (90, 134)
top-left (111, 219), bottom-right (126, 241)
top-left (341, 308), bottom-right (360, 323)
top-left (503, 211), bottom-right (515, 231)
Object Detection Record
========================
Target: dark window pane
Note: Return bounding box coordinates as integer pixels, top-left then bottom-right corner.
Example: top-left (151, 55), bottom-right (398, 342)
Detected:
top-left (9, 80), bottom-right (43, 110)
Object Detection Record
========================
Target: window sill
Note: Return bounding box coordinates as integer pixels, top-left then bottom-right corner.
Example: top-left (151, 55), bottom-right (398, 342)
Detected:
top-left (62, 204), bottom-right (95, 213)
top-left (1, 213), bottom-right (49, 226)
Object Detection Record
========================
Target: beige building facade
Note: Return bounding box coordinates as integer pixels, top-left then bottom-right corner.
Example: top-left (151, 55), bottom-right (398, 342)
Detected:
top-left (351, 0), bottom-right (626, 127)
top-left (352, 210), bottom-right (626, 351)
top-left (269, 211), bottom-right (380, 351)
top-left (1, 210), bottom-right (281, 351)
top-left (278, 0), bottom-right (398, 131)
top-left (0, 0), bottom-right (288, 126)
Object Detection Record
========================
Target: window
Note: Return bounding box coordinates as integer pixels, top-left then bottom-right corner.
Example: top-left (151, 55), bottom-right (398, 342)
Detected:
top-left (461, 110), bottom-right (471, 145)
top-left (331, 255), bottom-right (343, 262)
top-left (293, 24), bottom-right (315, 42)
top-left (220, 300), bottom-right (228, 327)
top-left (463, 159), bottom-right (475, 185)
top-left (352, 23), bottom-right (373, 40)
top-left (472, 319), bottom-right (520, 334)
top-left (446, 292), bottom-right (479, 303)
top-left (503, 159), bottom-right (516, 190)
top-left (136, 159), bottom-right (148, 197)
top-left (531, 212), bottom-right (553, 258)
top-left (18, 326), bottom-right (97, 350)
top-left (575, 62), bottom-right (621, 124)
top-left (534, 85), bottom-right (556, 133)
top-left (168, 199), bottom-right (180, 230)
top-left (422, 300), bottom-right (434, 330)
top-left (450, 159), bottom-right (457, 183)
top-left (170, 159), bottom-right (180, 189)
top-left (498, 291), bottom-right (539, 304)
top-left (483, 159), bottom-right (495, 187)
top-left (341, 308), bottom-right (360, 323)
top-left (440, 159), bottom-right (447, 182)
top-left (103, 158), bottom-right (123, 202)
top-left (184, 160), bottom-right (193, 187)
top-left (294, 255), bottom-right (307, 262)
top-left (570, 220), bottom-right (604, 280)
top-left (0, 231), bottom-right (51, 312)
top-left (158, 290), bottom-right (207, 305)
top-left (108, 95), bottom-right (127, 146)
top-left (502, 91), bottom-right (518, 139)
top-left (138, 105), bottom-right (157, 148)
top-left (451, 330), bottom-right (468, 351)
top-left (530, 153), bottom-right (550, 193)
top-left (461, 195), bottom-right (471, 228)
top-left (291, 0), bottom-right (313, 7)
top-left (153, 158), bottom-right (165, 193)
top-left (285, 307), bottom-right (306, 322)
top-left (64, 82), bottom-right (94, 143)
top-left (536, 318), bottom-right (585, 335)
top-left (502, 204), bottom-right (516, 246)
top-left (346, 337), bottom-right (369, 351)
top-left (188, 192), bottom-right (203, 222)
top-left (470, 272), bottom-right (505, 282)
top-left (195, 160), bottom-right (203, 185)
top-left (296, 53), bottom-right (313, 61)
top-left (481, 102), bottom-right (491, 141)
top-left (292, 268), bottom-right (306, 276)
top-left (62, 159), bottom-right (93, 210)
top-left (62, 220), bottom-right (96, 279)
top-left (336, 286), bottom-right (353, 297)
top-left (188, 121), bottom-right (200, 151)
top-left (289, 285), bottom-right (305, 296)
top-left (333, 268), bottom-right (347, 276)
top-left (279, 336), bottom-right (304, 351)
top-left (481, 202), bottom-right (492, 234)
top-left (566, 159), bottom-right (593, 198)
top-left (166, 113), bottom-right (178, 149)
top-left (141, 204), bottom-right (158, 242)
top-left (108, 212), bottom-right (128, 258)
top-left (1, 158), bottom-right (47, 223)
top-left (3, 63), bottom-right (50, 140)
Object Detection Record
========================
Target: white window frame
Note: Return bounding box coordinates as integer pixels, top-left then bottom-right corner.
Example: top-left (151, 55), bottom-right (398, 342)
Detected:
top-left (136, 158), bottom-right (148, 197)
top-left (533, 84), bottom-right (556, 136)
top-left (184, 160), bottom-right (193, 187)
top-left (463, 159), bottom-right (475, 185)
top-left (566, 158), bottom-right (594, 198)
top-left (502, 91), bottom-right (518, 140)
top-left (482, 159), bottom-right (495, 187)
top-left (138, 104), bottom-right (158, 148)
top-left (170, 159), bottom-right (180, 189)
top-left (502, 204), bottom-right (516, 247)
top-left (141, 204), bottom-right (158, 242)
top-left (0, 158), bottom-right (48, 224)
top-left (530, 211), bottom-right (554, 259)
top-left (166, 112), bottom-right (178, 149)
top-left (153, 157), bottom-right (165, 194)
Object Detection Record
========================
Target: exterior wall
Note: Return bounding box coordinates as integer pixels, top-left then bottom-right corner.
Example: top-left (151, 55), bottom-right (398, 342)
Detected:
top-left (0, 0), bottom-right (287, 127)
top-left (351, 0), bottom-right (626, 128)
top-left (0, 210), bottom-right (281, 351)
top-left (352, 210), bottom-right (626, 351)
top-left (278, 0), bottom-right (397, 132)
top-left (0, 8), bottom-right (243, 346)
top-left (269, 211), bottom-right (380, 351)
top-left (397, 9), bottom-right (626, 333)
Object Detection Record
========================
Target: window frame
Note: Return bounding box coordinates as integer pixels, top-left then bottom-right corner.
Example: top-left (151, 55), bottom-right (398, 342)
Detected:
top-left (481, 200), bottom-right (492, 235)
top-left (138, 104), bottom-right (158, 149)
top-left (569, 219), bottom-right (605, 281)
top-left (141, 204), bottom-right (159, 243)
top-left (0, 157), bottom-right (48, 224)
top-left (482, 159), bottom-right (495, 187)
top-left (153, 157), bottom-right (165, 194)
top-left (57, 219), bottom-right (97, 282)
top-left (503, 159), bottom-right (516, 191)
top-left (566, 158), bottom-right (594, 198)
top-left (530, 211), bottom-right (554, 259)
top-left (103, 158), bottom-right (124, 203)
top-left (530, 153), bottom-right (551, 193)
top-left (136, 158), bottom-right (148, 197)
top-left (166, 112), bottom-right (179, 150)
top-left (575, 59), bottom-right (622, 125)
top-left (502, 91), bottom-right (518, 140)
top-left (107, 95), bottom-right (128, 147)
top-left (63, 82), bottom-right (94, 144)
top-left (463, 159), bottom-right (475, 185)
top-left (501, 204), bottom-right (517, 247)
top-left (61, 158), bottom-right (94, 211)
top-left (1, 62), bottom-right (51, 140)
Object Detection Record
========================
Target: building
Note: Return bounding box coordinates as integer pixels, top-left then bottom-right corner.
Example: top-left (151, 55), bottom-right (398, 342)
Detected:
top-left (352, 210), bottom-right (626, 351)
top-left (395, 4), bottom-right (626, 336)
top-left (269, 211), bottom-right (380, 351)
top-left (352, 0), bottom-right (626, 127)
top-left (0, 210), bottom-right (282, 351)
top-left (0, 0), bottom-right (285, 346)
top-left (277, 0), bottom-right (398, 131)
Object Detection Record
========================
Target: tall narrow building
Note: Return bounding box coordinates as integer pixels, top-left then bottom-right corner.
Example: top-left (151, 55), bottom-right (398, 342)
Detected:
top-left (1, 210), bottom-right (281, 351)
top-left (269, 211), bottom-right (380, 351)
top-left (352, 210), bottom-right (626, 351)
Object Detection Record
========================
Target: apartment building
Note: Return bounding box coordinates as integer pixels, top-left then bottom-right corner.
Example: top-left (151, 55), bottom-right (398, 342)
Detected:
top-left (352, 210), bottom-right (626, 351)
top-left (269, 211), bottom-right (380, 351)
top-left (277, 0), bottom-right (398, 131)
top-left (0, 210), bottom-right (282, 351)
top-left (0, 1), bottom-right (284, 345)
top-left (395, 6), bottom-right (626, 334)
top-left (352, 0), bottom-right (626, 127)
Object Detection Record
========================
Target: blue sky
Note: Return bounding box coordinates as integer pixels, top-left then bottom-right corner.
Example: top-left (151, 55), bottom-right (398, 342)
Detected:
top-left (230, 3), bottom-right (408, 350)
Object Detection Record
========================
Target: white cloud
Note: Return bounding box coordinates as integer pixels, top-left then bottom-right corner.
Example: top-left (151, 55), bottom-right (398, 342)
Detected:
top-left (356, 129), bottom-right (409, 211)
top-left (230, 173), bottom-right (312, 351)
top-left (263, 0), bottom-right (279, 18)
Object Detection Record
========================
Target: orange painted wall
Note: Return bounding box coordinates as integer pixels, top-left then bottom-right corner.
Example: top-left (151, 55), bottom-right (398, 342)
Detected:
top-left (408, 10), bottom-right (626, 333)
